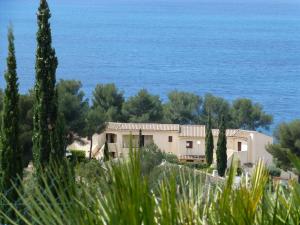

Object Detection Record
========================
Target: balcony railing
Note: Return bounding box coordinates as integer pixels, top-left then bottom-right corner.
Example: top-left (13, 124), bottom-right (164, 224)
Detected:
top-left (179, 155), bottom-right (206, 162)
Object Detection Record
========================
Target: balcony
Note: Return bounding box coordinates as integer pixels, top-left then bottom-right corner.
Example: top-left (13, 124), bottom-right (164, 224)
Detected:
top-left (179, 155), bottom-right (206, 163)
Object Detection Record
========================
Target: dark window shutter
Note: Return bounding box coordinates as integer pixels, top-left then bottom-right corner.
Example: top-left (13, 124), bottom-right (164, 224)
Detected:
top-left (238, 142), bottom-right (242, 151)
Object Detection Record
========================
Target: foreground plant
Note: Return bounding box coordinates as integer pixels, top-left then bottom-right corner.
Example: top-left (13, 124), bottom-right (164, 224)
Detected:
top-left (1, 152), bottom-right (300, 224)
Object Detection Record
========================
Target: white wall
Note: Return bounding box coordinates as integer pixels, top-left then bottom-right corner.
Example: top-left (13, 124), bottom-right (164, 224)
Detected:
top-left (152, 131), bottom-right (179, 155)
top-left (178, 137), bottom-right (206, 156)
top-left (106, 130), bottom-right (180, 157)
top-left (250, 132), bottom-right (273, 165)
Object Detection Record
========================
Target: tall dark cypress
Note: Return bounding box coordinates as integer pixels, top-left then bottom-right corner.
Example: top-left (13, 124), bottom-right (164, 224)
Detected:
top-left (205, 113), bottom-right (214, 165)
top-left (33, 0), bottom-right (59, 171)
top-left (138, 129), bottom-right (143, 149)
top-left (55, 113), bottom-right (66, 160)
top-left (0, 27), bottom-right (22, 213)
top-left (103, 141), bottom-right (109, 162)
top-left (216, 115), bottom-right (227, 177)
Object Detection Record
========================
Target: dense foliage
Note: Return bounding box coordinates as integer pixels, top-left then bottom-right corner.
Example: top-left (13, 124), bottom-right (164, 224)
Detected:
top-left (163, 90), bottom-right (202, 124)
top-left (201, 93), bottom-right (231, 127)
top-left (122, 89), bottom-right (164, 123)
top-left (19, 92), bottom-right (34, 167)
top-left (33, 0), bottom-right (61, 170)
top-left (70, 149), bottom-right (86, 162)
top-left (92, 83), bottom-right (124, 122)
top-left (231, 98), bottom-right (273, 130)
top-left (267, 120), bottom-right (300, 174)
top-left (57, 79), bottom-right (89, 144)
top-left (0, 28), bottom-right (22, 221)
top-left (2, 148), bottom-right (300, 225)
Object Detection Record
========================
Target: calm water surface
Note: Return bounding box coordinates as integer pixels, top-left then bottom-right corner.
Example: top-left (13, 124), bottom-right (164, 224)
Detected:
top-left (1, 0), bottom-right (300, 130)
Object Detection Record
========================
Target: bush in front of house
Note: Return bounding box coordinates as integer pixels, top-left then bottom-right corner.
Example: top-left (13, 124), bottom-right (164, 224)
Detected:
top-left (70, 149), bottom-right (86, 163)
top-left (140, 144), bottom-right (164, 175)
top-left (267, 165), bottom-right (281, 177)
top-left (163, 152), bottom-right (179, 164)
top-left (140, 144), bottom-right (180, 175)
top-left (184, 163), bottom-right (210, 170)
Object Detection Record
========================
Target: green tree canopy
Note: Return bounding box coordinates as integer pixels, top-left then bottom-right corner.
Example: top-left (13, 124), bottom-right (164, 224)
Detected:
top-left (92, 83), bottom-right (124, 122)
top-left (201, 94), bottom-right (231, 128)
top-left (267, 120), bottom-right (300, 171)
top-left (231, 98), bottom-right (273, 130)
top-left (163, 91), bottom-right (202, 124)
top-left (57, 79), bottom-right (89, 144)
top-left (122, 89), bottom-right (163, 123)
top-left (84, 107), bottom-right (106, 159)
top-left (84, 107), bottom-right (106, 140)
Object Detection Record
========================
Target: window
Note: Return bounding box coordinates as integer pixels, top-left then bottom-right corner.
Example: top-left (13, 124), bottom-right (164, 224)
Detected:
top-left (122, 135), bottom-right (139, 148)
top-left (168, 136), bottom-right (173, 142)
top-left (238, 142), bottom-right (242, 151)
top-left (122, 135), bottom-right (153, 148)
top-left (106, 133), bottom-right (116, 143)
top-left (110, 135), bottom-right (115, 143)
top-left (186, 141), bottom-right (193, 148)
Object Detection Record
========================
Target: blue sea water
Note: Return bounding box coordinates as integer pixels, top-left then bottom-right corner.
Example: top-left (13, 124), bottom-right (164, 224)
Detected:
top-left (0, 0), bottom-right (300, 130)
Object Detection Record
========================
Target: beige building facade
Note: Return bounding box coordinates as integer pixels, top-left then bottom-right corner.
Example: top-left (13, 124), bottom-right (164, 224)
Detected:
top-left (68, 122), bottom-right (274, 167)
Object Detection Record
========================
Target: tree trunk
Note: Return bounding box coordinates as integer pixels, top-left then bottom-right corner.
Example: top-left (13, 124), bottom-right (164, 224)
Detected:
top-left (298, 174), bottom-right (300, 184)
top-left (89, 137), bottom-right (93, 160)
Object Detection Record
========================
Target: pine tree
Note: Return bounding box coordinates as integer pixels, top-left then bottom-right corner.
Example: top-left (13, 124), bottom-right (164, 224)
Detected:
top-left (216, 115), bottom-right (227, 177)
top-left (104, 141), bottom-right (109, 162)
top-left (0, 27), bottom-right (22, 216)
top-left (205, 113), bottom-right (214, 165)
top-left (33, 0), bottom-right (59, 171)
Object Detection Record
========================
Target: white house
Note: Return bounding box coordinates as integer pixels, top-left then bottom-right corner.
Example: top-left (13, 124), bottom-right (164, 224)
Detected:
top-left (68, 122), bottom-right (273, 168)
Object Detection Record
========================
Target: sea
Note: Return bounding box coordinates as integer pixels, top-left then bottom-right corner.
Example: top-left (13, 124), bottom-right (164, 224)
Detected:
top-left (1, 0), bottom-right (300, 131)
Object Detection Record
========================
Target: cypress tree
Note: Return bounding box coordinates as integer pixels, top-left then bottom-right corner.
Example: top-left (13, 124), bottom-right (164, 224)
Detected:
top-left (55, 113), bottom-right (66, 161)
top-left (104, 141), bottom-right (109, 162)
top-left (33, 0), bottom-right (60, 171)
top-left (138, 129), bottom-right (143, 149)
top-left (216, 115), bottom-right (227, 177)
top-left (0, 27), bottom-right (22, 216)
top-left (205, 113), bottom-right (214, 165)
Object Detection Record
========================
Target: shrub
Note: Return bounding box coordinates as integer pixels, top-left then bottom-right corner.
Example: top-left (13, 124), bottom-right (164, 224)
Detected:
top-left (267, 165), bottom-right (281, 177)
top-left (70, 149), bottom-right (86, 163)
top-left (140, 144), bottom-right (164, 175)
top-left (184, 163), bottom-right (210, 170)
top-left (163, 152), bottom-right (179, 164)
top-left (140, 144), bottom-right (180, 175)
